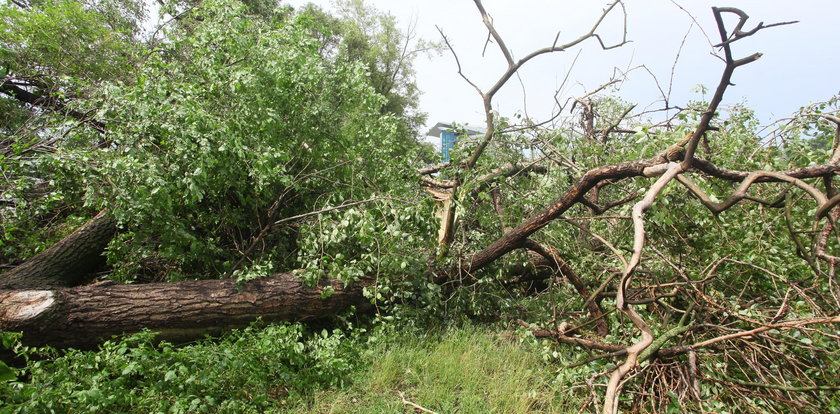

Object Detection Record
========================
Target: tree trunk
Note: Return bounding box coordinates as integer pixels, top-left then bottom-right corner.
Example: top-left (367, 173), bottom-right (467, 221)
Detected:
top-left (0, 272), bottom-right (371, 348)
top-left (0, 211), bottom-right (117, 289)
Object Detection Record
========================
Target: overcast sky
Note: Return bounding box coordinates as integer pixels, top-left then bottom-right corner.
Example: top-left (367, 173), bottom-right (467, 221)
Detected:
top-left (284, 1), bottom-right (840, 139)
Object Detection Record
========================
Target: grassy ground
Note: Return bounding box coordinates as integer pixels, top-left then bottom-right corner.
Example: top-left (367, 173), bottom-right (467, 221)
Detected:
top-left (1, 321), bottom-right (583, 413)
top-left (287, 326), bottom-right (575, 414)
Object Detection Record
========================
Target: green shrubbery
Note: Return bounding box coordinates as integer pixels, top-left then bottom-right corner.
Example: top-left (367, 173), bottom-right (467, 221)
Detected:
top-left (0, 323), bottom-right (362, 413)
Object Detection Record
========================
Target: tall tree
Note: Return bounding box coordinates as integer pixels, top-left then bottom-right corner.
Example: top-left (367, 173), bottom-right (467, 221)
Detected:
top-left (299, 0), bottom-right (438, 142)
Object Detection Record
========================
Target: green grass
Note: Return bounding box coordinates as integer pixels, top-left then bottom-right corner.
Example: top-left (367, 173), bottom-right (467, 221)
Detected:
top-left (288, 326), bottom-right (575, 414)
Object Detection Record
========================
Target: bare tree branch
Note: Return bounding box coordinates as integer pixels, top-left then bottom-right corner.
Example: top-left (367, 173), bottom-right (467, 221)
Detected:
top-left (472, 0), bottom-right (514, 66)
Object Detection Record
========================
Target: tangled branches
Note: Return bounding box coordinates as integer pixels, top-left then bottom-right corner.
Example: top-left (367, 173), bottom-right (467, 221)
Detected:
top-left (425, 2), bottom-right (838, 412)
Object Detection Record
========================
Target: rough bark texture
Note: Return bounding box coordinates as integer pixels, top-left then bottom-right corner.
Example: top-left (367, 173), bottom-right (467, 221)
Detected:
top-left (0, 211), bottom-right (117, 289)
top-left (0, 272), bottom-right (371, 348)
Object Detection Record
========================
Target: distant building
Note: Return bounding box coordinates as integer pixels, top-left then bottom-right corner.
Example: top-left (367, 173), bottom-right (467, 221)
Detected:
top-left (426, 122), bottom-right (485, 162)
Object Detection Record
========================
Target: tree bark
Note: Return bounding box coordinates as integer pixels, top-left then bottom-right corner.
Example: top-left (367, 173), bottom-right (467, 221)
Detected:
top-left (0, 273), bottom-right (372, 348)
top-left (0, 211), bottom-right (117, 289)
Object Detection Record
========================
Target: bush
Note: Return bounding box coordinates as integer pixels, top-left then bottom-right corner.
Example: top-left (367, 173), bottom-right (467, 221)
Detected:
top-left (0, 322), bottom-right (360, 413)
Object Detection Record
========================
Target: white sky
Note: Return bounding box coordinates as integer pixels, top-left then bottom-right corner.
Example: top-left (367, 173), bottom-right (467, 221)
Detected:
top-left (285, 1), bottom-right (839, 139)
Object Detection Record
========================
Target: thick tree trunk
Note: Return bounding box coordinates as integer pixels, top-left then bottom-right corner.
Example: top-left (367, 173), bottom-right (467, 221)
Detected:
top-left (0, 272), bottom-right (371, 348)
top-left (0, 211), bottom-right (117, 289)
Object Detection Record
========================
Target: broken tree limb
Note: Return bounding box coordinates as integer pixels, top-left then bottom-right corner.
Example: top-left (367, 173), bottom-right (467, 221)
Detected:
top-left (469, 161), bottom-right (549, 198)
top-left (437, 147), bottom-right (840, 285)
top-left (430, 0), bottom-right (628, 247)
top-left (454, 159), bottom-right (658, 279)
top-left (0, 273), bottom-right (373, 348)
top-left (0, 211), bottom-right (117, 290)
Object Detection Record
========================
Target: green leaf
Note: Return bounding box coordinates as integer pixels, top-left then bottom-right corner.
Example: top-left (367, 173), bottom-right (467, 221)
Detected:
top-left (0, 361), bottom-right (16, 382)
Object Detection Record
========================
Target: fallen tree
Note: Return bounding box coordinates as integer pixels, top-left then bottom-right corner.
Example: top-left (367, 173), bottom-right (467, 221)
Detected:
top-left (0, 273), bottom-right (372, 348)
top-left (0, 211), bottom-right (117, 290)
top-left (423, 3), bottom-right (839, 412)
top-left (2, 2), bottom-right (839, 411)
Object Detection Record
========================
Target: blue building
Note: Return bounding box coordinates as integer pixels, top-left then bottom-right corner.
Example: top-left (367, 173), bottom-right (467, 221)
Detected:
top-left (426, 122), bottom-right (485, 162)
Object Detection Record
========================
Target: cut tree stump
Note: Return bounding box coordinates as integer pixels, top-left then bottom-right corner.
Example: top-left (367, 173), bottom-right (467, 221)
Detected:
top-left (0, 273), bottom-right (372, 348)
top-left (0, 210), bottom-right (117, 289)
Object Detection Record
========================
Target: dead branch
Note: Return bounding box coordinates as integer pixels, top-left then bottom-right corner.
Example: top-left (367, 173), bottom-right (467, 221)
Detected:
top-left (467, 0), bottom-right (628, 170)
top-left (710, 376), bottom-right (840, 393)
top-left (271, 197), bottom-right (382, 226)
top-left (689, 316), bottom-right (840, 351)
top-left (604, 162), bottom-right (682, 414)
top-left (515, 319), bottom-right (624, 353)
top-left (398, 392), bottom-right (439, 414)
top-left (677, 171), bottom-right (828, 216)
top-left (430, 0), bottom-right (630, 247)
top-left (419, 162), bottom-right (451, 176)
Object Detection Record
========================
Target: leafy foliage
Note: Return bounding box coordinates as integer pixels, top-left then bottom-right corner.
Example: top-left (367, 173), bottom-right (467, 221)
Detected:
top-left (295, 199), bottom-right (437, 287)
top-left (298, 0), bottom-right (439, 140)
top-left (0, 0), bottom-right (141, 87)
top-left (1, 0), bottom-right (433, 282)
top-left (94, 0), bottom-right (417, 280)
top-left (0, 0), bottom-right (143, 264)
top-left (0, 323), bottom-right (361, 413)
